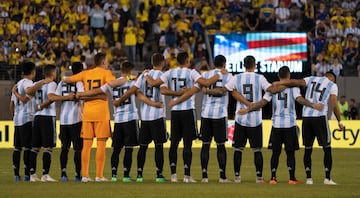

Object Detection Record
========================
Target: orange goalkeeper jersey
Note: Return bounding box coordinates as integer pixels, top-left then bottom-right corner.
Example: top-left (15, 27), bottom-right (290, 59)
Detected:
top-left (70, 67), bottom-right (115, 121)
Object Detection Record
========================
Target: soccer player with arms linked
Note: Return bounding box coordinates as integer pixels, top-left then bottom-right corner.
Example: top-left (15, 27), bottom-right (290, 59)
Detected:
top-left (144, 52), bottom-right (224, 183)
top-left (63, 53), bottom-right (116, 182)
top-left (275, 71), bottom-right (344, 185)
top-left (238, 66), bottom-right (324, 184)
top-left (113, 54), bottom-right (168, 182)
top-left (29, 65), bottom-right (59, 182)
top-left (10, 62), bottom-right (52, 181)
top-left (225, 55), bottom-right (281, 183)
top-left (169, 55), bottom-right (233, 183)
top-left (50, 62), bottom-right (84, 182)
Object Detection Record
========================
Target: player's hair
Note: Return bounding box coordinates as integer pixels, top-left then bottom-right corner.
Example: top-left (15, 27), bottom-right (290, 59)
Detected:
top-left (214, 55), bottom-right (226, 68)
top-left (22, 62), bottom-right (36, 75)
top-left (71, 62), bottom-right (83, 75)
top-left (43, 64), bottom-right (56, 77)
top-left (244, 55), bottom-right (256, 69)
top-left (177, 51), bottom-right (189, 65)
top-left (94, 52), bottom-right (106, 66)
top-left (121, 61), bottom-right (135, 73)
top-left (325, 71), bottom-right (337, 83)
top-left (151, 53), bottom-right (164, 67)
top-left (278, 66), bottom-right (290, 79)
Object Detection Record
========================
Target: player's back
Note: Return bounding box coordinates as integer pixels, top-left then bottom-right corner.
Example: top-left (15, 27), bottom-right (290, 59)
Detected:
top-left (136, 70), bottom-right (165, 121)
top-left (35, 81), bottom-right (57, 117)
top-left (303, 76), bottom-right (337, 117)
top-left (14, 78), bottom-right (35, 126)
top-left (201, 69), bottom-right (232, 119)
top-left (70, 67), bottom-right (115, 121)
top-left (56, 81), bottom-right (84, 125)
top-left (112, 79), bottom-right (138, 123)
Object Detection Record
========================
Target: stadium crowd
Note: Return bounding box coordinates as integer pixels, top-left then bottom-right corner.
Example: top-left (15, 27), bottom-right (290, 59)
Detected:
top-left (1, 0), bottom-right (360, 81)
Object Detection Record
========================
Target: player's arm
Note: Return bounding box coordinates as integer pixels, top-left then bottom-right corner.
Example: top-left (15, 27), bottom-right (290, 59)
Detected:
top-left (277, 79), bottom-right (307, 87)
top-left (12, 85), bottom-right (31, 103)
top-left (330, 94), bottom-right (344, 130)
top-left (202, 86), bottom-right (227, 96)
top-left (136, 91), bottom-right (163, 108)
top-left (160, 86), bottom-right (187, 96)
top-left (25, 78), bottom-right (52, 96)
top-left (48, 93), bottom-right (75, 102)
top-left (82, 93), bottom-right (108, 101)
top-left (266, 83), bottom-right (287, 94)
top-left (36, 100), bottom-right (54, 111)
top-left (113, 86), bottom-right (138, 107)
top-left (196, 75), bottom-right (220, 87)
top-left (295, 96), bottom-right (323, 111)
top-left (107, 77), bottom-right (127, 88)
top-left (10, 100), bottom-right (15, 117)
top-left (168, 86), bottom-right (200, 108)
top-left (231, 89), bottom-right (252, 107)
top-left (144, 74), bottom-right (164, 87)
top-left (238, 99), bottom-right (269, 115)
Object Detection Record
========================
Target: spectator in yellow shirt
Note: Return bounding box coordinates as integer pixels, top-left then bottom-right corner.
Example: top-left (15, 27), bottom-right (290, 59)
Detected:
top-left (94, 29), bottom-right (107, 50)
top-left (136, 22), bottom-right (145, 61)
top-left (77, 28), bottom-right (91, 49)
top-left (124, 20), bottom-right (137, 62)
top-left (158, 7), bottom-right (172, 32)
top-left (220, 13), bottom-right (233, 34)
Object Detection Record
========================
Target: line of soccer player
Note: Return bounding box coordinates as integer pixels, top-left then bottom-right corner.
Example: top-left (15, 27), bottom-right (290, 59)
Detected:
top-left (10, 52), bottom-right (344, 185)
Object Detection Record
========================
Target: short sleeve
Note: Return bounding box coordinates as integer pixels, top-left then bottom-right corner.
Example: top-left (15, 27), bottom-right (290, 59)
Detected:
top-left (292, 87), bottom-right (301, 99)
top-left (160, 70), bottom-right (169, 85)
top-left (76, 81), bottom-right (85, 92)
top-left (260, 75), bottom-right (271, 91)
top-left (303, 77), bottom-right (310, 86)
top-left (100, 84), bottom-right (111, 93)
top-left (11, 93), bottom-right (16, 102)
top-left (134, 74), bottom-right (143, 88)
top-left (330, 84), bottom-right (338, 96)
top-left (105, 70), bottom-right (116, 83)
top-left (191, 69), bottom-right (202, 82)
top-left (55, 81), bottom-right (63, 96)
top-left (225, 76), bottom-right (236, 91)
top-left (47, 82), bottom-right (57, 94)
top-left (69, 71), bottom-right (84, 83)
top-left (263, 92), bottom-right (272, 102)
top-left (23, 80), bottom-right (34, 90)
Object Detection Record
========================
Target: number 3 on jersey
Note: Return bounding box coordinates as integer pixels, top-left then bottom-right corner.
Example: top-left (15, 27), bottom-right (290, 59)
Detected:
top-left (87, 79), bottom-right (101, 90)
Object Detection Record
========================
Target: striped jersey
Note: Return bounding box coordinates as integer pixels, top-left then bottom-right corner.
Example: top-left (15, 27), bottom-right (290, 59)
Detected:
top-left (160, 67), bottom-right (201, 111)
top-left (303, 76), bottom-right (338, 117)
top-left (225, 72), bottom-right (271, 127)
top-left (263, 87), bottom-right (301, 128)
top-left (56, 81), bottom-right (84, 125)
top-left (12, 78), bottom-right (35, 126)
top-left (201, 69), bottom-right (233, 119)
top-left (135, 70), bottom-right (166, 121)
top-left (34, 81), bottom-right (57, 117)
top-left (102, 77), bottom-right (138, 123)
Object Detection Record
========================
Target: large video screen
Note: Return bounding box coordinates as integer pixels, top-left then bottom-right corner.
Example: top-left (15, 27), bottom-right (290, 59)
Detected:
top-left (213, 32), bottom-right (308, 73)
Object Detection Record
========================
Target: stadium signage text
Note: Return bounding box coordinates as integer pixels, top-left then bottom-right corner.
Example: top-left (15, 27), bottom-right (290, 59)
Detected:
top-left (227, 61), bottom-right (303, 73)
top-left (332, 128), bottom-right (360, 146)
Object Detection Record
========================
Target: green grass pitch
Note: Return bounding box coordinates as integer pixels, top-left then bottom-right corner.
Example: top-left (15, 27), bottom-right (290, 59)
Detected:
top-left (1, 148), bottom-right (359, 198)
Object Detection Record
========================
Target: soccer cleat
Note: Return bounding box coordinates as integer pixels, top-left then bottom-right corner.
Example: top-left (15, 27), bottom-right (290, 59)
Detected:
top-left (269, 177), bottom-right (277, 185)
top-left (41, 174), bottom-right (57, 182)
top-left (95, 177), bottom-right (109, 182)
top-left (74, 176), bottom-right (82, 182)
top-left (256, 177), bottom-right (266, 184)
top-left (155, 175), bottom-right (166, 183)
top-left (30, 174), bottom-right (41, 182)
top-left (183, 175), bottom-right (197, 183)
top-left (111, 176), bottom-right (118, 182)
top-left (170, 174), bottom-right (178, 183)
top-left (219, 178), bottom-right (231, 183)
top-left (61, 176), bottom-right (68, 182)
top-left (122, 177), bottom-right (132, 182)
top-left (81, 176), bottom-right (93, 183)
top-left (136, 176), bottom-right (144, 182)
top-left (14, 176), bottom-right (21, 182)
top-left (201, 178), bottom-right (209, 183)
top-left (24, 175), bottom-right (30, 182)
top-left (288, 179), bottom-right (302, 185)
top-left (306, 178), bottom-right (313, 185)
top-left (234, 176), bottom-right (241, 183)
top-left (324, 178), bottom-right (337, 185)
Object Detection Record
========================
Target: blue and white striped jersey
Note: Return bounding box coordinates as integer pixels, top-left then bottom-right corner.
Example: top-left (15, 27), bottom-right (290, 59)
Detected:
top-left (12, 78), bottom-right (35, 126)
top-left (225, 72), bottom-right (271, 127)
top-left (302, 76), bottom-right (337, 117)
top-left (201, 69), bottom-right (233, 119)
top-left (56, 81), bottom-right (84, 125)
top-left (263, 87), bottom-right (301, 128)
top-left (160, 67), bottom-right (201, 111)
top-left (102, 78), bottom-right (138, 123)
top-left (35, 81), bottom-right (57, 117)
top-left (135, 70), bottom-right (166, 121)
